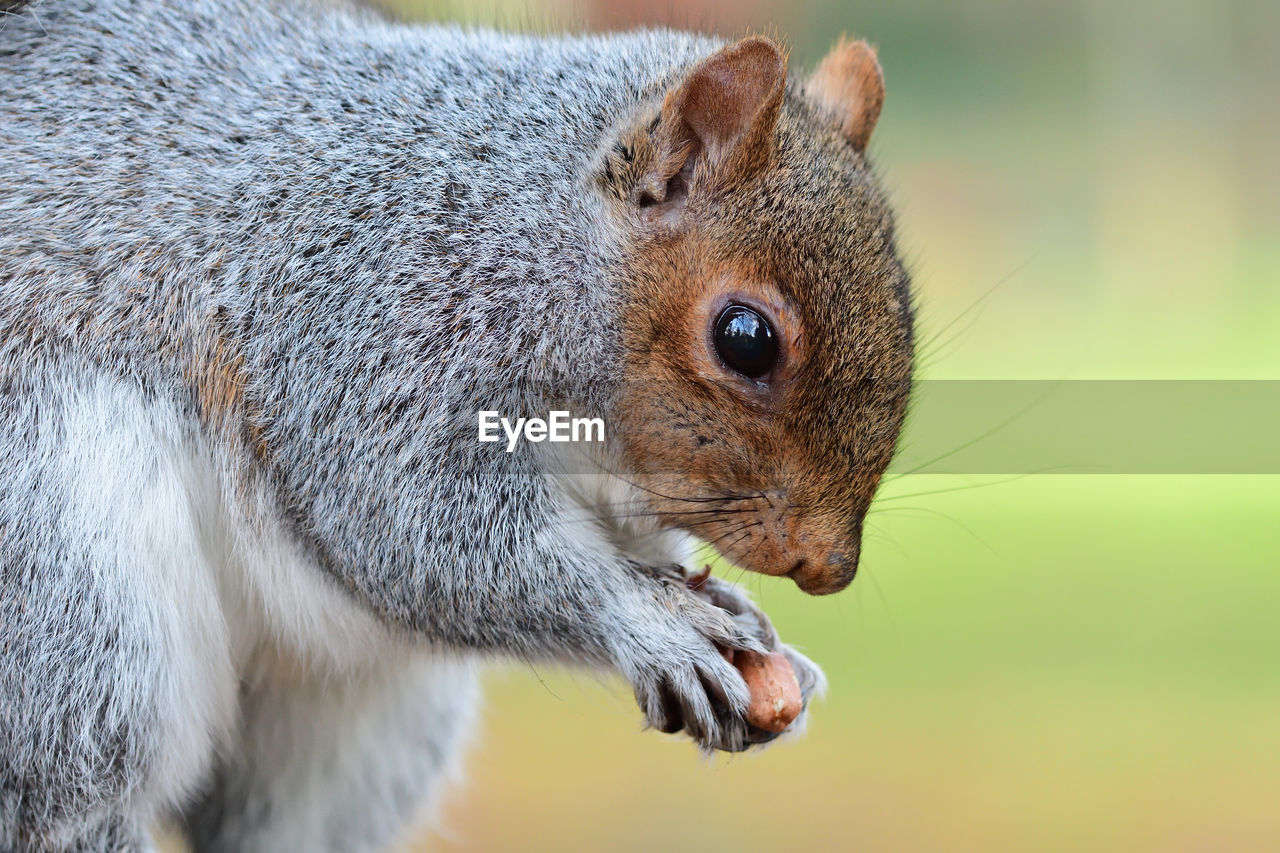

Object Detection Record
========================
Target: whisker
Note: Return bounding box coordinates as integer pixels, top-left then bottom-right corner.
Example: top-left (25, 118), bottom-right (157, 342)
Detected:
top-left (886, 380), bottom-right (1066, 479)
top-left (709, 522), bottom-right (761, 564)
top-left (861, 563), bottom-right (900, 643)
top-left (868, 505), bottom-right (996, 552)
top-left (876, 471), bottom-right (1051, 503)
top-left (913, 254), bottom-right (1034, 372)
top-left (579, 455), bottom-right (766, 506)
top-left (604, 506), bottom-right (760, 521)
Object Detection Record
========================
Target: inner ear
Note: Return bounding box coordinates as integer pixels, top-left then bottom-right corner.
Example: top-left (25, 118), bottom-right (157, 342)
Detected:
top-left (637, 37), bottom-right (787, 216)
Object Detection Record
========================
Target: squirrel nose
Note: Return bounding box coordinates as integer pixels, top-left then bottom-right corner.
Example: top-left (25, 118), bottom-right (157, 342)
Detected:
top-left (787, 545), bottom-right (859, 595)
top-left (828, 550), bottom-right (855, 579)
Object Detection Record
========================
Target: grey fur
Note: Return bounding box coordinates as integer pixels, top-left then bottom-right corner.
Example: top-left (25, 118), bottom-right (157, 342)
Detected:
top-left (0, 1), bottom-right (863, 850)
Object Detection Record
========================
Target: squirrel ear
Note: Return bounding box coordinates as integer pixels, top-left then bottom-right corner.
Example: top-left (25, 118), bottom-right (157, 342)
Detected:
top-left (804, 37), bottom-right (884, 153)
top-left (639, 37), bottom-right (786, 213)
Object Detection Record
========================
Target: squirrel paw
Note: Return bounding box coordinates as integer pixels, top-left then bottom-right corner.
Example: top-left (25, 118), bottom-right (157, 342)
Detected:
top-left (612, 564), bottom-right (765, 753)
top-left (690, 571), bottom-right (828, 747)
top-left (615, 565), bottom-right (824, 753)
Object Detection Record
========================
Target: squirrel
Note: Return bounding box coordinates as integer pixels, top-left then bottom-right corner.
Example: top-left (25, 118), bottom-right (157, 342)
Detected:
top-left (0, 0), bottom-right (914, 850)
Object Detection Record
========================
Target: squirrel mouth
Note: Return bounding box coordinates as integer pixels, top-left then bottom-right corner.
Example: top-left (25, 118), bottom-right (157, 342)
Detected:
top-left (696, 548), bottom-right (854, 597)
top-left (682, 563), bottom-right (713, 592)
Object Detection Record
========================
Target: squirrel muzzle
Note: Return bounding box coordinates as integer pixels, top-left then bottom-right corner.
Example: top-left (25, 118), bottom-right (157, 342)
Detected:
top-left (785, 530), bottom-right (862, 596)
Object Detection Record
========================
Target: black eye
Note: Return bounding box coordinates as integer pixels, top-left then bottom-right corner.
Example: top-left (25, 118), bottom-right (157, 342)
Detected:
top-left (713, 304), bottom-right (779, 379)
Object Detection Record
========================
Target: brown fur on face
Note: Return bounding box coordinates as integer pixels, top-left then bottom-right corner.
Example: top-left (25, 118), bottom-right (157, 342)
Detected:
top-left (602, 36), bottom-right (913, 595)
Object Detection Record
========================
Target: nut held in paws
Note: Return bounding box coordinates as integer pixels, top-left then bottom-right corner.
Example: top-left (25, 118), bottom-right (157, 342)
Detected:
top-left (735, 650), bottom-right (803, 733)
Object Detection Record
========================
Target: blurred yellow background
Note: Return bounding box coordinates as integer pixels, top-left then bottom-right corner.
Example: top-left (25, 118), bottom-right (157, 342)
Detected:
top-left (361, 0), bottom-right (1280, 849)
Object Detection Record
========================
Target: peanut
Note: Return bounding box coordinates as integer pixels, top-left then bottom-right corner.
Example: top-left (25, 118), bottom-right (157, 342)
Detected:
top-left (734, 649), bottom-right (802, 733)
top-left (683, 565), bottom-right (802, 733)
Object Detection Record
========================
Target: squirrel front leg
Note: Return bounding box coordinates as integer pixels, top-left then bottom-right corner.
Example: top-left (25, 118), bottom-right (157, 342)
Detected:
top-left (435, 534), bottom-right (819, 753)
top-left (442, 542), bottom-right (779, 753)
top-left (365, 494), bottom-right (778, 752)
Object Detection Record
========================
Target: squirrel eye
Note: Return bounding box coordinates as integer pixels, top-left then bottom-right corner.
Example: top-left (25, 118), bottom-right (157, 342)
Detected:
top-left (713, 304), bottom-right (779, 379)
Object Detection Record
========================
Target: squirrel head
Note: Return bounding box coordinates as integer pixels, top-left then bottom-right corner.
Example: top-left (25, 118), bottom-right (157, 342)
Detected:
top-left (598, 36), bottom-right (913, 595)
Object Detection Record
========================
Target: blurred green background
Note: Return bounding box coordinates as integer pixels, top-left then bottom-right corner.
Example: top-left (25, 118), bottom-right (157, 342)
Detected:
top-left (372, 0), bottom-right (1279, 849)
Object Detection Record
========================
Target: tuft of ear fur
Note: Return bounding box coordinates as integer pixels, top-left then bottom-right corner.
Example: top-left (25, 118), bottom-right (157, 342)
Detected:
top-left (635, 36), bottom-right (787, 217)
top-left (804, 37), bottom-right (884, 153)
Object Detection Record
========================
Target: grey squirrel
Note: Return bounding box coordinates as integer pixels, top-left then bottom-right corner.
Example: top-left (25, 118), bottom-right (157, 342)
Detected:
top-left (0, 0), bottom-right (914, 850)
